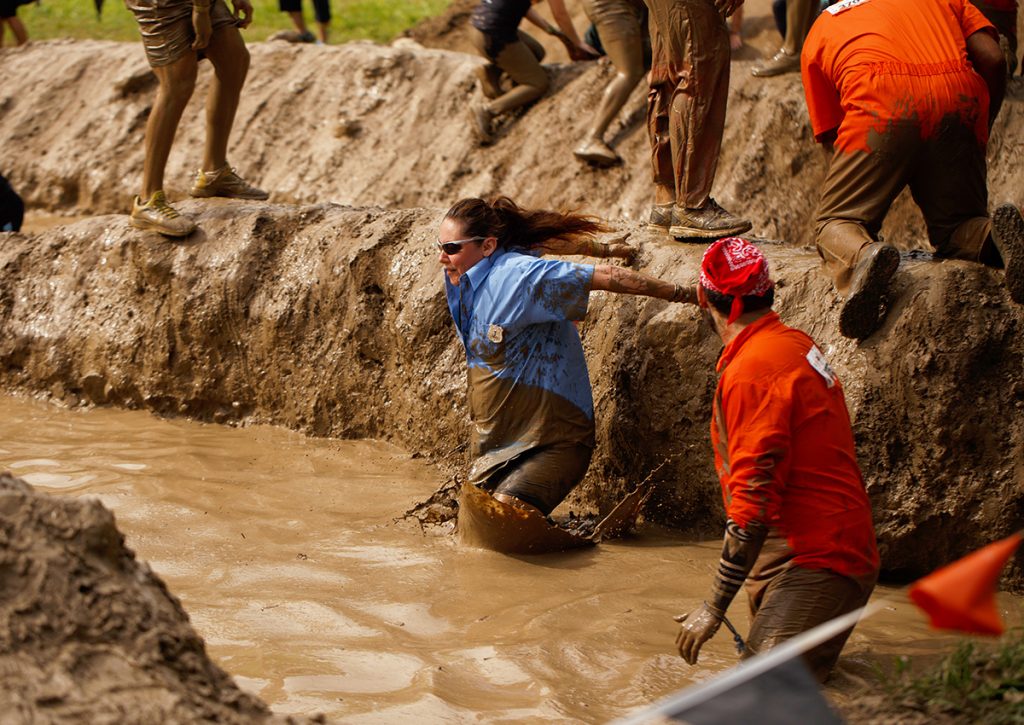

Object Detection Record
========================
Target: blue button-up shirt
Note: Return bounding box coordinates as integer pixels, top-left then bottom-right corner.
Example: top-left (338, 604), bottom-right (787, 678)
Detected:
top-left (445, 249), bottom-right (596, 483)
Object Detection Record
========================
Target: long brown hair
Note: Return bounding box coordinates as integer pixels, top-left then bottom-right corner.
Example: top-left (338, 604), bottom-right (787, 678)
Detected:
top-left (444, 196), bottom-right (608, 252)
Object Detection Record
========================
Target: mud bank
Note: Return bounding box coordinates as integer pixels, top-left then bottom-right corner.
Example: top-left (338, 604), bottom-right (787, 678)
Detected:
top-left (2, 39), bottom-right (1022, 248)
top-left (0, 199), bottom-right (1022, 585)
top-left (0, 472), bottom-right (315, 723)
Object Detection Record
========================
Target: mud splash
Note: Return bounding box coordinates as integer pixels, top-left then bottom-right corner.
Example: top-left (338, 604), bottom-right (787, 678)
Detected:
top-left (2, 393), bottom-right (1017, 721)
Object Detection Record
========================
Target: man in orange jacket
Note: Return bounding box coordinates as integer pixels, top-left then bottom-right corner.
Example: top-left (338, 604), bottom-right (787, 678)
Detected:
top-left (675, 237), bottom-right (879, 681)
top-left (801, 0), bottom-right (1022, 340)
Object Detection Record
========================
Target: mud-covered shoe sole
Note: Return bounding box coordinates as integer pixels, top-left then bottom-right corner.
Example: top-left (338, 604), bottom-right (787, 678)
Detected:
top-left (189, 186), bottom-right (269, 200)
top-left (838, 245), bottom-right (900, 340)
top-left (129, 216), bottom-right (195, 238)
top-left (669, 219), bottom-right (752, 240)
top-left (574, 147), bottom-right (620, 168)
top-left (992, 203), bottom-right (1024, 304)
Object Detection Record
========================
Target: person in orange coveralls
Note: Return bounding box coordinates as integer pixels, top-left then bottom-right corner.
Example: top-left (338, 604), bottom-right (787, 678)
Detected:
top-left (674, 237), bottom-right (879, 681)
top-left (970, 0), bottom-right (1018, 74)
top-left (801, 0), bottom-right (1022, 340)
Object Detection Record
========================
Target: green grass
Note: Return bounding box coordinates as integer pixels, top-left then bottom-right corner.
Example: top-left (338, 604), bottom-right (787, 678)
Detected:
top-left (13, 0), bottom-right (450, 44)
top-left (883, 631), bottom-right (1024, 724)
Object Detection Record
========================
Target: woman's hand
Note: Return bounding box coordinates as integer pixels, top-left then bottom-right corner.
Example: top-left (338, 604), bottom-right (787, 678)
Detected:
top-left (232, 0), bottom-right (254, 28)
top-left (191, 3), bottom-right (212, 49)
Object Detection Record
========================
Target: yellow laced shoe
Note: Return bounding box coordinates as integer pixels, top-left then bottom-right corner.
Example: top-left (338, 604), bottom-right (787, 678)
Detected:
top-left (130, 191), bottom-right (196, 237)
top-left (190, 165), bottom-right (269, 200)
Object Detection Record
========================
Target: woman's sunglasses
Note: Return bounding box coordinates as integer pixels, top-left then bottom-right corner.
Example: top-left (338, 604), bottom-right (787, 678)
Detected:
top-left (437, 236), bottom-right (485, 255)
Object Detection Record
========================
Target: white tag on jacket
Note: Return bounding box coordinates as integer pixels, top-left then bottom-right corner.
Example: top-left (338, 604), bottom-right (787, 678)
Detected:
top-left (806, 345), bottom-right (837, 388)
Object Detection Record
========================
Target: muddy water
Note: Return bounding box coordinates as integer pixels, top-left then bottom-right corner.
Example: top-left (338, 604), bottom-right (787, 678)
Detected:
top-left (1, 394), bottom-right (1018, 722)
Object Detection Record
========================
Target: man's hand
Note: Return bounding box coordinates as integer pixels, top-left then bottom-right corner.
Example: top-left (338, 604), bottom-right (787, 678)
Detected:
top-left (674, 604), bottom-right (722, 664)
top-left (191, 4), bottom-right (212, 50)
top-left (231, 0), bottom-right (254, 28)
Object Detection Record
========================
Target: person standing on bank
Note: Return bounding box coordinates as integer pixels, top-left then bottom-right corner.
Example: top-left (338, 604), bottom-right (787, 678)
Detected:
top-left (469, 0), bottom-right (599, 146)
top-left (674, 237), bottom-right (879, 681)
top-left (440, 196), bottom-right (696, 516)
top-left (643, 0), bottom-right (752, 240)
top-left (125, 0), bottom-right (269, 237)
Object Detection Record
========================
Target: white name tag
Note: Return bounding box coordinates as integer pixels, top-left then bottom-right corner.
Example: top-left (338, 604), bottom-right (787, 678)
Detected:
top-left (826, 0), bottom-right (871, 15)
top-left (806, 345), bottom-right (837, 388)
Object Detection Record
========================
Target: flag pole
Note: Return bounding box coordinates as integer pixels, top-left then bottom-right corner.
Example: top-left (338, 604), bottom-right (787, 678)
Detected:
top-left (613, 600), bottom-right (886, 725)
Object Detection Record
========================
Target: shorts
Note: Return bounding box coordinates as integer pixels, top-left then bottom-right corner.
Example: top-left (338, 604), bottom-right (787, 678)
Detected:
top-left (1, 0), bottom-right (18, 19)
top-left (278, 0), bottom-right (330, 24)
top-left (482, 442), bottom-right (593, 515)
top-left (124, 0), bottom-right (238, 68)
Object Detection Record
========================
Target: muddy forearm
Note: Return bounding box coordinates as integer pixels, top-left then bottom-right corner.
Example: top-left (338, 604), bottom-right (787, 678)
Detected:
top-left (706, 518), bottom-right (768, 617)
top-left (525, 7), bottom-right (557, 34)
top-left (591, 264), bottom-right (696, 303)
top-left (547, 0), bottom-right (583, 46)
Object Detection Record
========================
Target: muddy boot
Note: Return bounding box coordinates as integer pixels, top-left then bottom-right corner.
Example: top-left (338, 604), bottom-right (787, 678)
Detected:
top-left (647, 202), bottom-right (675, 232)
top-left (838, 242), bottom-right (900, 340)
top-left (752, 49), bottom-right (801, 77)
top-left (190, 165), bottom-right (269, 200)
top-left (470, 104), bottom-right (495, 145)
top-left (130, 191), bottom-right (196, 237)
top-left (574, 138), bottom-right (620, 167)
top-left (670, 199), bottom-right (752, 240)
top-left (991, 203), bottom-right (1024, 304)
top-left (475, 63), bottom-right (502, 100)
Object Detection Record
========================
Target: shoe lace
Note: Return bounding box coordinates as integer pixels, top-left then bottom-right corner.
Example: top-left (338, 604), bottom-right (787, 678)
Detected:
top-left (150, 194), bottom-right (181, 219)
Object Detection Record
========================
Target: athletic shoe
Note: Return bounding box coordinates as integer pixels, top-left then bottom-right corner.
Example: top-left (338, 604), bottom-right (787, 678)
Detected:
top-left (838, 242), bottom-right (900, 340)
top-left (752, 49), bottom-right (801, 78)
top-left (130, 191), bottom-right (196, 237)
top-left (646, 203), bottom-right (675, 231)
top-left (573, 138), bottom-right (620, 167)
top-left (991, 203), bottom-right (1024, 304)
top-left (190, 165), bottom-right (269, 200)
top-left (669, 199), bottom-right (752, 240)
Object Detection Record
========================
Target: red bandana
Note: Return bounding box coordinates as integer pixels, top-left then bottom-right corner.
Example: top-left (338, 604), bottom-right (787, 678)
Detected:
top-left (699, 237), bottom-right (773, 325)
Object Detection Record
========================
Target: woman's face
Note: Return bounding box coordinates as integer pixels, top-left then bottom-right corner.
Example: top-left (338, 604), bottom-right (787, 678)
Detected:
top-left (438, 217), bottom-right (494, 286)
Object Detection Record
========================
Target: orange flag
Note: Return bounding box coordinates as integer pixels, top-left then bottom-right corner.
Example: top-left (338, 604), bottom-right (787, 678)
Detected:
top-left (909, 532), bottom-right (1023, 636)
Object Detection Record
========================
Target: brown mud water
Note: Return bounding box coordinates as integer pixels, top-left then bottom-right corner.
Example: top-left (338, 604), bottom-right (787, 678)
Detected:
top-left (2, 394), bottom-right (1021, 722)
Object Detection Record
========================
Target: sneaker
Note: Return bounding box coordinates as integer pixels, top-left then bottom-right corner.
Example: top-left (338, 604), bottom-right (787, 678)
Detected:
top-left (190, 165), bottom-right (269, 200)
top-left (669, 199), bottom-right (752, 240)
top-left (471, 104), bottom-right (494, 145)
top-left (476, 63), bottom-right (502, 100)
top-left (646, 203), bottom-right (675, 231)
top-left (130, 191), bottom-right (196, 237)
top-left (751, 48), bottom-right (801, 78)
top-left (298, 30), bottom-right (316, 43)
top-left (991, 203), bottom-right (1024, 304)
top-left (838, 242), bottom-right (900, 340)
top-left (573, 138), bottom-right (620, 167)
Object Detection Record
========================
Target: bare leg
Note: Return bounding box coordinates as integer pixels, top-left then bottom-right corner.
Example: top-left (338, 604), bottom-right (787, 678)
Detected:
top-left (585, 31), bottom-right (644, 145)
top-left (286, 10), bottom-right (309, 35)
top-left (316, 21), bottom-right (328, 43)
top-left (200, 24), bottom-right (250, 172)
top-left (142, 54), bottom-right (199, 197)
top-left (5, 16), bottom-right (29, 45)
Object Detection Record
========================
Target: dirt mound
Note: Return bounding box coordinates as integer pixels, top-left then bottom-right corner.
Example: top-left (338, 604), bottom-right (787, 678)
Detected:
top-left (0, 472), bottom-right (316, 723)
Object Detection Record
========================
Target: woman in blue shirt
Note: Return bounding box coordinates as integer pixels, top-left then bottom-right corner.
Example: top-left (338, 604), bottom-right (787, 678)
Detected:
top-left (440, 196), bottom-right (696, 515)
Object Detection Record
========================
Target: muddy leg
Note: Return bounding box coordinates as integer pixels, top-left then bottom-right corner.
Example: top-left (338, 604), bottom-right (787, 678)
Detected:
top-left (200, 25), bottom-right (250, 173)
top-left (142, 54), bottom-right (199, 198)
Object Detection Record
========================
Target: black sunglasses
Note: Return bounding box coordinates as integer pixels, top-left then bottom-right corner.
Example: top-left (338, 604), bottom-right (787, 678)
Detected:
top-left (437, 236), bottom-right (486, 255)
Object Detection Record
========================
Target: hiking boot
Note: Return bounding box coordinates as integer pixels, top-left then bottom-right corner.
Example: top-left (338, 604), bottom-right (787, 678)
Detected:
top-left (838, 242), bottom-right (900, 340)
top-left (476, 63), bottom-right (502, 100)
top-left (471, 104), bottom-right (494, 145)
top-left (190, 165), bottom-right (269, 200)
top-left (574, 138), bottom-right (620, 167)
top-left (991, 203), bottom-right (1024, 304)
top-left (130, 191), bottom-right (196, 237)
top-left (669, 199), bottom-right (752, 240)
top-left (752, 49), bottom-right (801, 78)
top-left (646, 203), bottom-right (675, 231)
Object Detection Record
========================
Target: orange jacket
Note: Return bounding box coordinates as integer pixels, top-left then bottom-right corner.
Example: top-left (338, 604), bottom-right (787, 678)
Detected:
top-left (711, 313), bottom-right (879, 578)
top-left (801, 0), bottom-right (995, 153)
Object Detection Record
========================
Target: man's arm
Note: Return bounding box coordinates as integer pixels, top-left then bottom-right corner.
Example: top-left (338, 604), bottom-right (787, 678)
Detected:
top-left (526, 2), bottom-right (600, 59)
top-left (590, 264), bottom-right (697, 304)
top-left (966, 28), bottom-right (1006, 128)
top-left (191, 0), bottom-right (212, 49)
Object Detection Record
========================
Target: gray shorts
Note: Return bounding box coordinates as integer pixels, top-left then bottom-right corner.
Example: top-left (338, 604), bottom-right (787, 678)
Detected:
top-left (125, 0), bottom-right (238, 67)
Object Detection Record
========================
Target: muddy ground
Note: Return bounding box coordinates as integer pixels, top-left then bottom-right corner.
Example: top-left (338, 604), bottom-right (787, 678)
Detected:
top-left (1, 3), bottom-right (1024, 721)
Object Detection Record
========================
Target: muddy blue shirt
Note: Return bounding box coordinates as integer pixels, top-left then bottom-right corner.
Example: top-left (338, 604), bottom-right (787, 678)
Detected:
top-left (445, 249), bottom-right (596, 483)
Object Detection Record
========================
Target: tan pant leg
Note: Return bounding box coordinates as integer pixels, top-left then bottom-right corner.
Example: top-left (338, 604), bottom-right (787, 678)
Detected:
top-left (645, 4), bottom-right (676, 204)
top-left (645, 0), bottom-right (729, 208)
top-left (469, 28), bottom-right (550, 116)
top-left (782, 0), bottom-right (816, 54)
top-left (744, 566), bottom-right (876, 682)
top-left (814, 125), bottom-right (919, 293)
top-left (909, 116), bottom-right (990, 262)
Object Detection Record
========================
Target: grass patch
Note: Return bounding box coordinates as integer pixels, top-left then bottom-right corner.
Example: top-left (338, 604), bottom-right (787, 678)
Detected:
top-left (12, 0), bottom-right (450, 44)
top-left (882, 631), bottom-right (1024, 724)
